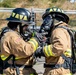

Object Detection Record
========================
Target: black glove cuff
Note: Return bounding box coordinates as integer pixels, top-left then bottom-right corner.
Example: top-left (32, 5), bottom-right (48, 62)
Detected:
top-left (41, 47), bottom-right (45, 57)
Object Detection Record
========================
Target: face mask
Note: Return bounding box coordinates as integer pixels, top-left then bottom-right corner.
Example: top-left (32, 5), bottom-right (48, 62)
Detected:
top-left (39, 15), bottom-right (53, 33)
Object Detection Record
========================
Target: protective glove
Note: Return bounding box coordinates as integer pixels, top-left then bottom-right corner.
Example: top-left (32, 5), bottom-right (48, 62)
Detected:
top-left (34, 32), bottom-right (46, 46)
top-left (33, 47), bottom-right (45, 58)
top-left (34, 32), bottom-right (43, 41)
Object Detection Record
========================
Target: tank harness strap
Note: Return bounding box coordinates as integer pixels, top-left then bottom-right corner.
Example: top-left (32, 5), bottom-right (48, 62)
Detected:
top-left (44, 25), bottom-right (73, 70)
top-left (44, 54), bottom-right (71, 69)
top-left (0, 54), bottom-right (15, 74)
top-left (0, 27), bottom-right (12, 39)
top-left (56, 26), bottom-right (75, 63)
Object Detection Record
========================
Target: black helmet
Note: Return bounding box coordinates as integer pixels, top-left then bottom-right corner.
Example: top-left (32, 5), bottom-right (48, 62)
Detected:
top-left (6, 8), bottom-right (32, 24)
top-left (42, 7), bottom-right (69, 23)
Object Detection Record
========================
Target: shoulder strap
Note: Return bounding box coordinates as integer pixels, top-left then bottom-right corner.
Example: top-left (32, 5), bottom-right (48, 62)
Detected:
top-left (0, 27), bottom-right (12, 39)
top-left (0, 54), bottom-right (15, 74)
top-left (55, 26), bottom-right (76, 63)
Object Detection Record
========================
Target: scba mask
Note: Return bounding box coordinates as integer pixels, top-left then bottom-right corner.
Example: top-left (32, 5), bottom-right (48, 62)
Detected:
top-left (39, 15), bottom-right (53, 34)
top-left (21, 25), bottom-right (33, 41)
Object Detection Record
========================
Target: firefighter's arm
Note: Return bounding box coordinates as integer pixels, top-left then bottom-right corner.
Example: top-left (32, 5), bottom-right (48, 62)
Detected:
top-left (34, 28), bottom-right (70, 58)
top-left (28, 32), bottom-right (44, 50)
top-left (43, 28), bottom-right (70, 57)
top-left (10, 32), bottom-right (43, 59)
top-left (9, 32), bottom-right (38, 58)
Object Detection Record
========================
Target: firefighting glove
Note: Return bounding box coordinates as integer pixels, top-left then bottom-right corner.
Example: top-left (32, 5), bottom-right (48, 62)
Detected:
top-left (34, 47), bottom-right (45, 58)
top-left (34, 32), bottom-right (44, 45)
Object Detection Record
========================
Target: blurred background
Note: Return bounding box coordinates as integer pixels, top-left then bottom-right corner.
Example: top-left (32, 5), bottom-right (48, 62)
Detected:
top-left (0, 0), bottom-right (76, 29)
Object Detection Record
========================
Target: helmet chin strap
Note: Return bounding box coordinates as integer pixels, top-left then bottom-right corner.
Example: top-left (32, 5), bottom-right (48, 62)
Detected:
top-left (19, 23), bottom-right (23, 35)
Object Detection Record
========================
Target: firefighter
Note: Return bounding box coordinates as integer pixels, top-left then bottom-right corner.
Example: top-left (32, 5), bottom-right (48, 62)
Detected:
top-left (0, 8), bottom-right (42, 75)
top-left (34, 7), bottom-right (72, 75)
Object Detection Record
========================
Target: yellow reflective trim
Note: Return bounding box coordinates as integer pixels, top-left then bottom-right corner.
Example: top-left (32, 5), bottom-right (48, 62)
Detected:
top-left (15, 57), bottom-right (22, 60)
top-left (44, 45), bottom-right (55, 57)
top-left (30, 74), bottom-right (34, 75)
top-left (28, 38), bottom-right (38, 51)
top-left (64, 73), bottom-right (72, 75)
top-left (1, 55), bottom-right (23, 60)
top-left (28, 41), bottom-right (37, 51)
top-left (57, 8), bottom-right (61, 12)
top-left (64, 49), bottom-right (71, 57)
top-left (53, 8), bottom-right (57, 11)
top-left (32, 32), bottom-right (35, 37)
top-left (49, 8), bottom-right (53, 12)
top-left (30, 38), bottom-right (38, 46)
top-left (29, 40), bottom-right (38, 51)
top-left (2, 74), bottom-right (5, 75)
top-left (12, 12), bottom-right (16, 17)
top-left (1, 55), bottom-right (7, 60)
top-left (44, 45), bottom-right (49, 56)
top-left (23, 16), bottom-right (27, 20)
top-left (15, 14), bottom-right (19, 19)
top-left (48, 45), bottom-right (55, 56)
top-left (20, 14), bottom-right (24, 20)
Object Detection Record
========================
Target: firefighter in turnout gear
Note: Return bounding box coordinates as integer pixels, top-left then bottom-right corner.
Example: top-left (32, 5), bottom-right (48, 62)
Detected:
top-left (34, 7), bottom-right (73, 75)
top-left (0, 8), bottom-right (42, 75)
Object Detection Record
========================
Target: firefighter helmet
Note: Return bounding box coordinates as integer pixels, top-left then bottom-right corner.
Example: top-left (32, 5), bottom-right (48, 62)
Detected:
top-left (6, 8), bottom-right (31, 24)
top-left (42, 7), bottom-right (69, 23)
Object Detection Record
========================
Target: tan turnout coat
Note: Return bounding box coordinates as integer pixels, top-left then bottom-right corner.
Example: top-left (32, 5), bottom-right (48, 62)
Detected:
top-left (1, 30), bottom-right (37, 75)
top-left (43, 22), bottom-right (72, 75)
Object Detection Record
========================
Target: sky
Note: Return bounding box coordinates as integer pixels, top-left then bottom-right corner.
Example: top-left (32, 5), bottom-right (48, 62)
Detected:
top-left (70, 0), bottom-right (75, 3)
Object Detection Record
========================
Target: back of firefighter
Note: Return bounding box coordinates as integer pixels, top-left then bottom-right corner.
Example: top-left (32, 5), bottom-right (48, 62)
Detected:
top-left (0, 8), bottom-right (42, 75)
top-left (34, 7), bottom-right (72, 75)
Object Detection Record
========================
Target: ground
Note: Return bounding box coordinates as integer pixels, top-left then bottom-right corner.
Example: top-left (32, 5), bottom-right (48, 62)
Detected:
top-left (33, 57), bottom-right (45, 75)
top-left (33, 57), bottom-right (76, 75)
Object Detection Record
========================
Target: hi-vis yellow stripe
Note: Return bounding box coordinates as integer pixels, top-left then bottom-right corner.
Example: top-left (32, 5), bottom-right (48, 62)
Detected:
top-left (30, 74), bottom-right (34, 75)
top-left (1, 55), bottom-right (23, 61)
top-left (49, 9), bottom-right (53, 12)
top-left (1, 55), bottom-right (7, 60)
top-left (28, 38), bottom-right (38, 51)
top-left (64, 49), bottom-right (71, 57)
top-left (53, 8), bottom-right (57, 11)
top-left (12, 12), bottom-right (27, 21)
top-left (64, 73), bottom-right (72, 75)
top-left (44, 45), bottom-right (55, 57)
